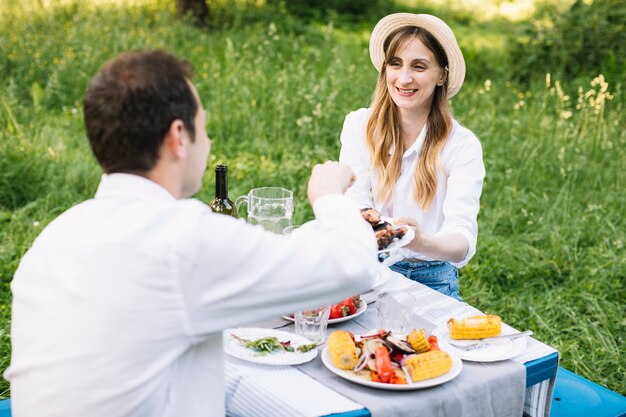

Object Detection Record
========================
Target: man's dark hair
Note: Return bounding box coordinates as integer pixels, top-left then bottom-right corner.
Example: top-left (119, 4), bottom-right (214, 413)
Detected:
top-left (83, 50), bottom-right (197, 173)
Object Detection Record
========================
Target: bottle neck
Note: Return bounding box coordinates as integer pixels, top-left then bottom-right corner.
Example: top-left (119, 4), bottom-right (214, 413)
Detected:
top-left (215, 169), bottom-right (228, 199)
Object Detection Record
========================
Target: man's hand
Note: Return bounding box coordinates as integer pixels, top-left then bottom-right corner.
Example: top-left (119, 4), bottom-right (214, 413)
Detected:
top-left (307, 161), bottom-right (356, 204)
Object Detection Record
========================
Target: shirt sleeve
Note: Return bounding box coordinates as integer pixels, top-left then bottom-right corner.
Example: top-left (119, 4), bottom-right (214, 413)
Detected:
top-left (437, 129), bottom-right (486, 268)
top-left (178, 195), bottom-right (378, 337)
top-left (339, 109), bottom-right (375, 209)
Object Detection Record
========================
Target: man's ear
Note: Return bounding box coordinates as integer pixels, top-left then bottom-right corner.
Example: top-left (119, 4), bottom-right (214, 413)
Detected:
top-left (163, 119), bottom-right (187, 159)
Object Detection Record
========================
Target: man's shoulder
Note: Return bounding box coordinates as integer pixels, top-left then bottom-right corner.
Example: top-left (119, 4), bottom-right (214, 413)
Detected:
top-left (174, 198), bottom-right (242, 233)
top-left (177, 197), bottom-right (211, 215)
top-left (36, 196), bottom-right (211, 240)
top-left (42, 198), bottom-right (95, 230)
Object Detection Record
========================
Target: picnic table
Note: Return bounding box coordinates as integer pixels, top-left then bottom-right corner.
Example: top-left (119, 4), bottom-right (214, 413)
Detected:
top-left (225, 268), bottom-right (559, 417)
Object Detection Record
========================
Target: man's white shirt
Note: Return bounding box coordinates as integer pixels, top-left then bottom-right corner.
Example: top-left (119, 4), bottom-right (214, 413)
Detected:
top-left (6, 173), bottom-right (377, 417)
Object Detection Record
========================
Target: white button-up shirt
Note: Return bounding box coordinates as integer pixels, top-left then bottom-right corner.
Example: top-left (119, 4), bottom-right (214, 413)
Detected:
top-left (6, 173), bottom-right (377, 417)
top-left (339, 108), bottom-right (485, 268)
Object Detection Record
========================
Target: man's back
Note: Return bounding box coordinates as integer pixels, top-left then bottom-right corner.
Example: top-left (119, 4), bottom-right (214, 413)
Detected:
top-left (7, 174), bottom-right (225, 416)
top-left (6, 173), bottom-right (377, 416)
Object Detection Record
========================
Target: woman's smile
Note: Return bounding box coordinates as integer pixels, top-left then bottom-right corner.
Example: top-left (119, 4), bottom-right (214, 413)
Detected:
top-left (396, 87), bottom-right (418, 96)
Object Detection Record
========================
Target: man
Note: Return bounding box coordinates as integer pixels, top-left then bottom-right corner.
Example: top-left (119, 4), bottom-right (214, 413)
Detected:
top-left (5, 50), bottom-right (377, 416)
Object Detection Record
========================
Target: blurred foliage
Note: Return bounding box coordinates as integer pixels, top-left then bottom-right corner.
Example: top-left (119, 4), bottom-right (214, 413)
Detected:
top-left (277, 0), bottom-right (391, 21)
top-left (509, 0), bottom-right (626, 82)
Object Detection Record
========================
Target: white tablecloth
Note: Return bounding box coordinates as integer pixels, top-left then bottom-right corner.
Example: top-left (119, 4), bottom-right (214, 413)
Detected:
top-left (225, 269), bottom-right (558, 417)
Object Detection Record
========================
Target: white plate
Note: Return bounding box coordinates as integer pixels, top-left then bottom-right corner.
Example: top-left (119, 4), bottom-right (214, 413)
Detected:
top-left (374, 265), bottom-right (391, 288)
top-left (224, 328), bottom-right (318, 365)
top-left (321, 346), bottom-right (463, 390)
top-left (376, 217), bottom-right (415, 254)
top-left (282, 302), bottom-right (367, 324)
top-left (432, 322), bottom-right (528, 362)
top-left (298, 219), bottom-right (414, 254)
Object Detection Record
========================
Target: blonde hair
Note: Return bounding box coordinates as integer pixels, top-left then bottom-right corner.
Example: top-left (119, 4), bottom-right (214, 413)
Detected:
top-left (366, 26), bottom-right (452, 210)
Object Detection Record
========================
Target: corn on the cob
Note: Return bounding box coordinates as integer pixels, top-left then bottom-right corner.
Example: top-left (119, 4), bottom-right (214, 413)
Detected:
top-left (328, 330), bottom-right (358, 370)
top-left (404, 350), bottom-right (453, 382)
top-left (407, 329), bottom-right (431, 353)
top-left (447, 315), bottom-right (502, 340)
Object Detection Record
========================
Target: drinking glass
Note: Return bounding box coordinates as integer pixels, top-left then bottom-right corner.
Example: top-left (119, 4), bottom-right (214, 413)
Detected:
top-left (235, 187), bottom-right (293, 234)
top-left (294, 306), bottom-right (331, 344)
top-left (282, 225), bottom-right (301, 235)
top-left (377, 291), bottom-right (417, 334)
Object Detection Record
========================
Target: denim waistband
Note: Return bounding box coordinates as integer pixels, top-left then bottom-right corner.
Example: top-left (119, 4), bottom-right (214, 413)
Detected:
top-left (393, 260), bottom-right (448, 268)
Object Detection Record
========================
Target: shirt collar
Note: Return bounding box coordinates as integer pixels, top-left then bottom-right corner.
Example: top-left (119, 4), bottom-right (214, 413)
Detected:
top-left (388, 125), bottom-right (427, 158)
top-left (94, 173), bottom-right (176, 202)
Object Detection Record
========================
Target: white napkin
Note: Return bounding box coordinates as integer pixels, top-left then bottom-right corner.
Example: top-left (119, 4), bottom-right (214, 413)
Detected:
top-left (226, 358), bottom-right (362, 417)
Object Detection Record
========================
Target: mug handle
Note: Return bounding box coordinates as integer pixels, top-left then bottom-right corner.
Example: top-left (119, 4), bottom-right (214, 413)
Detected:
top-left (235, 195), bottom-right (248, 220)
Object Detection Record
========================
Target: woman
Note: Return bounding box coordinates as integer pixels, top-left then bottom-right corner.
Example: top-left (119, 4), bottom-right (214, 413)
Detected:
top-left (339, 13), bottom-right (485, 301)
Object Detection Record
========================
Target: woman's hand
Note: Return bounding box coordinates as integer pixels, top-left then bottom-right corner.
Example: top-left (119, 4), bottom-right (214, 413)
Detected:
top-left (394, 217), bottom-right (425, 252)
top-left (393, 216), bottom-right (469, 264)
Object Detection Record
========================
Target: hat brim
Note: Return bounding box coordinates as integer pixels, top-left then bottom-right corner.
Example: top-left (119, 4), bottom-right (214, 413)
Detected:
top-left (369, 13), bottom-right (465, 98)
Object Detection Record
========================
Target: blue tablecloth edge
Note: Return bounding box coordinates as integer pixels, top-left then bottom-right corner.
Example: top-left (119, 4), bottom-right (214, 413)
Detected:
top-left (0, 398), bottom-right (11, 417)
top-left (321, 409), bottom-right (369, 417)
top-left (525, 352), bottom-right (559, 388)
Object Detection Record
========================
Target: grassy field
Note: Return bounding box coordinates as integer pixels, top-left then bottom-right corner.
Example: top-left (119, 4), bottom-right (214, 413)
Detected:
top-left (0, 0), bottom-right (624, 399)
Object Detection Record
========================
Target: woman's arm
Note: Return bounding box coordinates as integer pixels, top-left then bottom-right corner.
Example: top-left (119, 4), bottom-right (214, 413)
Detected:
top-left (395, 217), bottom-right (468, 263)
top-left (436, 130), bottom-right (485, 267)
top-left (398, 126), bottom-right (485, 266)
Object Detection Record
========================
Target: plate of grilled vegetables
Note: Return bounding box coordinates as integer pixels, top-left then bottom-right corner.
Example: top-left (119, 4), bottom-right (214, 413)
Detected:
top-left (432, 315), bottom-right (529, 362)
top-left (360, 208), bottom-right (415, 253)
top-left (322, 328), bottom-right (462, 390)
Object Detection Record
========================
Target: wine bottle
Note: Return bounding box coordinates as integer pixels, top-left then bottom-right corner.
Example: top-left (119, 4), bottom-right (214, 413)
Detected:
top-left (209, 165), bottom-right (237, 217)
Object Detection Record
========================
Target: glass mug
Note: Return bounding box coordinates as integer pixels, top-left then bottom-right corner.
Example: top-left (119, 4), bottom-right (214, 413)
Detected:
top-left (235, 187), bottom-right (293, 234)
top-left (377, 291), bottom-right (417, 334)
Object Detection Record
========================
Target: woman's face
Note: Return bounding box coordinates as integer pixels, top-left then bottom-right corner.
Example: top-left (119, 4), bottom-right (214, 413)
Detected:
top-left (385, 36), bottom-right (445, 116)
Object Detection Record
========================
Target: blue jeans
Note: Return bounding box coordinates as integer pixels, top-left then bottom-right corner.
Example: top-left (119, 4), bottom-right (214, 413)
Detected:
top-left (388, 260), bottom-right (462, 301)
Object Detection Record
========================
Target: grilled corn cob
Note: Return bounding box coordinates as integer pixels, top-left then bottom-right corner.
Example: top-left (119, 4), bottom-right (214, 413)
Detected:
top-left (328, 330), bottom-right (358, 370)
top-left (407, 329), bottom-right (431, 353)
top-left (447, 315), bottom-right (502, 340)
top-left (404, 350), bottom-right (453, 382)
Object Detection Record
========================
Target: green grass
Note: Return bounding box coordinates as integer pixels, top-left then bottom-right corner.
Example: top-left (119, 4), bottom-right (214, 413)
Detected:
top-left (0, 0), bottom-right (624, 400)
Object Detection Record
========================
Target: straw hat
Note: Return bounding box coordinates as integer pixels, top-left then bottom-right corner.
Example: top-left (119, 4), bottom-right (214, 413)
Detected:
top-left (369, 13), bottom-right (466, 98)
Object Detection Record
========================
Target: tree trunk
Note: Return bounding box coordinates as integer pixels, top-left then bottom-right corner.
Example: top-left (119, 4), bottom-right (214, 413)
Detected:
top-left (176, 0), bottom-right (210, 25)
